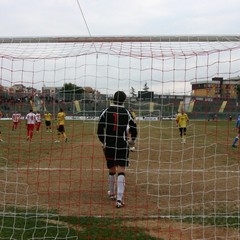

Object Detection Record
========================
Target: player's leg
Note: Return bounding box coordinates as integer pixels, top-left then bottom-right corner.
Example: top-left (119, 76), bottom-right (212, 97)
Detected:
top-left (115, 149), bottom-right (129, 208)
top-left (105, 149), bottom-right (116, 200)
top-left (36, 123), bottom-right (39, 133)
top-left (49, 121), bottom-right (52, 132)
top-left (46, 121), bottom-right (51, 132)
top-left (12, 122), bottom-right (16, 131)
top-left (108, 168), bottom-right (116, 200)
top-left (116, 166), bottom-right (126, 208)
top-left (55, 129), bottom-right (61, 142)
top-left (27, 124), bottom-right (34, 141)
top-left (183, 127), bottom-right (187, 143)
top-left (27, 125), bottom-right (30, 141)
top-left (55, 127), bottom-right (68, 142)
top-left (0, 130), bottom-right (3, 142)
top-left (56, 125), bottom-right (66, 142)
top-left (63, 132), bottom-right (68, 142)
top-left (45, 121), bottom-right (48, 132)
top-left (62, 126), bottom-right (68, 142)
top-left (178, 128), bottom-right (182, 137)
top-left (30, 124), bottom-right (34, 140)
top-left (116, 170), bottom-right (125, 207)
top-left (232, 131), bottom-right (240, 148)
top-left (179, 128), bottom-right (184, 143)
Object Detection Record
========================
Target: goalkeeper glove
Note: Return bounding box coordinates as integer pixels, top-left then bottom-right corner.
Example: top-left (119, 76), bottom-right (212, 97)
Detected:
top-left (128, 139), bottom-right (135, 147)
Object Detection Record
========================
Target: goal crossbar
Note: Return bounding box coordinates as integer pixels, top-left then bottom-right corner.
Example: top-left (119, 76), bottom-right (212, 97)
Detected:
top-left (1, 35), bottom-right (240, 43)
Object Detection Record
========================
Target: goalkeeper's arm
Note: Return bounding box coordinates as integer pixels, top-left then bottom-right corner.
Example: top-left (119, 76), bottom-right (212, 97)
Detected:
top-left (97, 122), bottom-right (105, 144)
top-left (129, 120), bottom-right (137, 142)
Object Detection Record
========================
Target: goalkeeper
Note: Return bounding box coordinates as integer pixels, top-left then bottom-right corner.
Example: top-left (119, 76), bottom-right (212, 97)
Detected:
top-left (97, 91), bottom-right (137, 208)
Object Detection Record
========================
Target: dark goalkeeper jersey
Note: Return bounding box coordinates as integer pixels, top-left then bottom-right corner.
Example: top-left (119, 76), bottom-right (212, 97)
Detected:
top-left (97, 104), bottom-right (137, 149)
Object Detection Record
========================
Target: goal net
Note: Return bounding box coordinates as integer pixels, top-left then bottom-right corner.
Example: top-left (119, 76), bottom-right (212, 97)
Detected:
top-left (0, 36), bottom-right (240, 239)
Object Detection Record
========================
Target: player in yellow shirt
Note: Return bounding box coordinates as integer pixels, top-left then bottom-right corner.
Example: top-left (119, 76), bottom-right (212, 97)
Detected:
top-left (176, 108), bottom-right (189, 144)
top-left (44, 111), bottom-right (52, 132)
top-left (55, 108), bottom-right (68, 143)
top-left (129, 108), bottom-right (136, 121)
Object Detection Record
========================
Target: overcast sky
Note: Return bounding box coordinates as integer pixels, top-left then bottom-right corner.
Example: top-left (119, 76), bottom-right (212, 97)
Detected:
top-left (1, 0), bottom-right (240, 96)
top-left (0, 0), bottom-right (240, 37)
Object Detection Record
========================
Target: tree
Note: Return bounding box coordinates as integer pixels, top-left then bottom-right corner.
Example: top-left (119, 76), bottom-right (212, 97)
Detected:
top-left (143, 82), bottom-right (149, 92)
top-left (60, 83), bottom-right (84, 94)
top-left (130, 87), bottom-right (137, 98)
top-left (59, 83), bottom-right (84, 102)
top-left (236, 85), bottom-right (240, 99)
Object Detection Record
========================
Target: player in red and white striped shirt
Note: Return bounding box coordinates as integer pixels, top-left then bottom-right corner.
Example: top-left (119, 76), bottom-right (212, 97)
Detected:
top-left (35, 111), bottom-right (42, 133)
top-left (12, 111), bottom-right (21, 131)
top-left (25, 109), bottom-right (37, 141)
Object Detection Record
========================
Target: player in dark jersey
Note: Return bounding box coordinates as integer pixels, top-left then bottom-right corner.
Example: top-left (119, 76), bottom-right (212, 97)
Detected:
top-left (232, 114), bottom-right (240, 148)
top-left (97, 91), bottom-right (137, 208)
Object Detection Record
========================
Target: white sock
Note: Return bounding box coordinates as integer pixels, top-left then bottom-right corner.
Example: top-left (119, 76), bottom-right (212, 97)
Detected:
top-left (117, 174), bottom-right (125, 202)
top-left (108, 173), bottom-right (116, 194)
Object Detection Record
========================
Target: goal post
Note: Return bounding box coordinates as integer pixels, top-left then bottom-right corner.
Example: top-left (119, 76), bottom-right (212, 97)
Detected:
top-left (0, 36), bottom-right (240, 240)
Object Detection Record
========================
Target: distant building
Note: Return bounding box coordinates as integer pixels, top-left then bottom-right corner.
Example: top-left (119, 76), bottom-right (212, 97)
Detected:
top-left (42, 85), bottom-right (101, 102)
top-left (11, 84), bottom-right (27, 93)
top-left (7, 84), bottom-right (38, 99)
top-left (0, 85), bottom-right (9, 93)
top-left (191, 76), bottom-right (240, 98)
top-left (26, 87), bottom-right (39, 95)
top-left (42, 86), bottom-right (62, 97)
top-left (138, 91), bottom-right (154, 100)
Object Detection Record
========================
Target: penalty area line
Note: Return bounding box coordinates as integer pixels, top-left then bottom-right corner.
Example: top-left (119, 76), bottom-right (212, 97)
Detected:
top-left (0, 167), bottom-right (239, 174)
top-left (0, 167), bottom-right (103, 171)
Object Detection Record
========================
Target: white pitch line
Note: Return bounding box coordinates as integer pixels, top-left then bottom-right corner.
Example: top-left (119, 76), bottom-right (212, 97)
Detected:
top-left (0, 167), bottom-right (239, 174)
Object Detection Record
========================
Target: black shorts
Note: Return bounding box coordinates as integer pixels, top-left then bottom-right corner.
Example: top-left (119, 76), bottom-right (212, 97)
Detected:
top-left (179, 127), bottom-right (187, 136)
top-left (57, 125), bottom-right (65, 133)
top-left (45, 121), bottom-right (51, 127)
top-left (104, 146), bottom-right (129, 168)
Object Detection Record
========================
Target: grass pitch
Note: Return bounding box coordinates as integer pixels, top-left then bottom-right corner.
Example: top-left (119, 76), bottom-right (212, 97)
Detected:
top-left (0, 119), bottom-right (239, 239)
